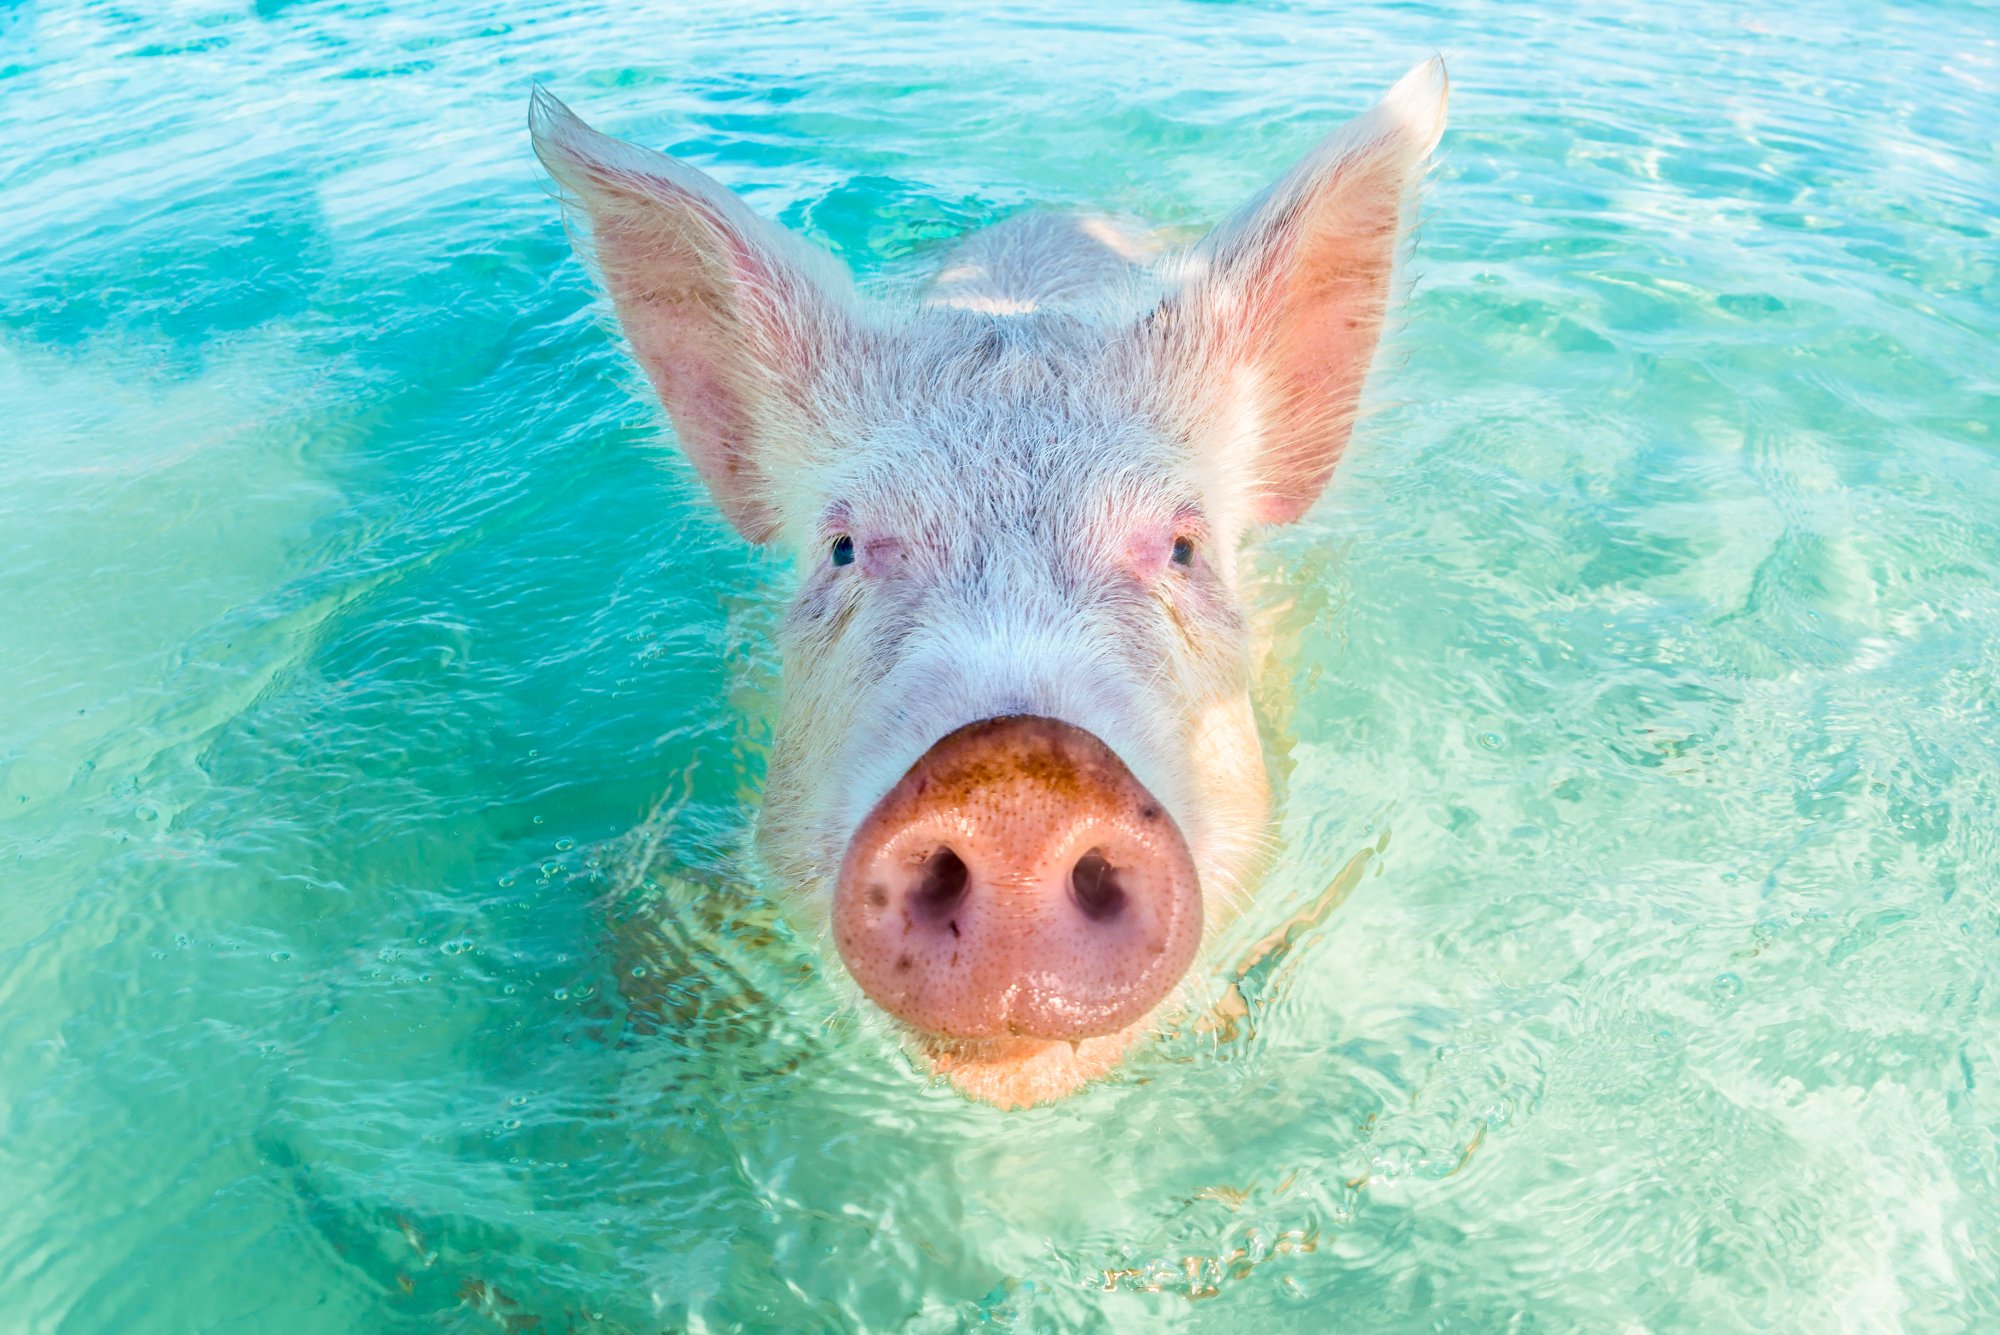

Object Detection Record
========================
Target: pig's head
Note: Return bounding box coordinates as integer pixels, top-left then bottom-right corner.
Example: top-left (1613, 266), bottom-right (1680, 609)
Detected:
top-left (531, 61), bottom-right (1446, 1107)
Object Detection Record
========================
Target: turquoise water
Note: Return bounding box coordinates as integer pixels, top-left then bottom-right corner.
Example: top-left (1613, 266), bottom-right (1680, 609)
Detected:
top-left (4, 0), bottom-right (1999, 1328)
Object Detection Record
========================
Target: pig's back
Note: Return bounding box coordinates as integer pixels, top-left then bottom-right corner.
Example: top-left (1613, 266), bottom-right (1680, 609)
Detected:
top-left (925, 212), bottom-right (1159, 317)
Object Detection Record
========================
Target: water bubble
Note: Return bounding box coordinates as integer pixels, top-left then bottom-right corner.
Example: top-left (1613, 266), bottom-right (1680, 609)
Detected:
top-left (497, 875), bottom-right (515, 888)
top-left (554, 838), bottom-right (574, 852)
top-left (1478, 731), bottom-right (1504, 751)
top-left (553, 988), bottom-right (569, 1000)
top-left (270, 950), bottom-right (291, 963)
top-left (440, 938), bottom-right (474, 956)
top-left (631, 965), bottom-right (648, 978)
top-left (1712, 972), bottom-right (1744, 999)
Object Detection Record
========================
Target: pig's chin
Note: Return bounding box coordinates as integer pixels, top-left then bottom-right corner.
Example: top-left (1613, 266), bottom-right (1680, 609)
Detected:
top-left (912, 1022), bottom-right (1149, 1110)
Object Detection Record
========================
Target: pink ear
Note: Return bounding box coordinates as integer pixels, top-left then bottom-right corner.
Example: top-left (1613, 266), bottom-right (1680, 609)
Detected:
top-left (530, 88), bottom-right (856, 543)
top-left (1161, 59), bottom-right (1448, 524)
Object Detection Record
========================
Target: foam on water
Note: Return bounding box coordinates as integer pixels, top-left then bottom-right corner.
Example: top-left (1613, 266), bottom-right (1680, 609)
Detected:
top-left (3, 1), bottom-right (1998, 1329)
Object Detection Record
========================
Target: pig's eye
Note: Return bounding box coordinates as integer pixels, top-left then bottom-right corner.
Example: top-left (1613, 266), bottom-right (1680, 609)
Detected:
top-left (830, 534), bottom-right (856, 568)
top-left (1171, 535), bottom-right (1196, 567)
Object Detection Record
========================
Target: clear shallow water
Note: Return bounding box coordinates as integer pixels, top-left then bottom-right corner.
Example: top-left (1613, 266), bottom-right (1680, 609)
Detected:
top-left (3, 0), bottom-right (1998, 1328)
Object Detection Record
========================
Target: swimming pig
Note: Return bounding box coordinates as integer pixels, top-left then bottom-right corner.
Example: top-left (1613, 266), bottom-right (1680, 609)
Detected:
top-left (531, 59), bottom-right (1447, 1108)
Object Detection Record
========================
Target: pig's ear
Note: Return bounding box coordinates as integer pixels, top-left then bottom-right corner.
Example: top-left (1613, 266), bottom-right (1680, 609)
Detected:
top-left (531, 87), bottom-right (857, 543)
top-left (1152, 58), bottom-right (1447, 524)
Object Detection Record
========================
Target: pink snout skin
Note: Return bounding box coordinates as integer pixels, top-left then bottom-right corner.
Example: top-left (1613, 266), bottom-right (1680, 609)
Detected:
top-left (832, 717), bottom-right (1203, 1082)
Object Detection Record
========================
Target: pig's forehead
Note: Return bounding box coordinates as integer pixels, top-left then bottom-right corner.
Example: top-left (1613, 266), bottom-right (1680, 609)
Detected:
top-left (821, 409), bottom-right (1189, 530)
top-left (819, 319), bottom-right (1192, 525)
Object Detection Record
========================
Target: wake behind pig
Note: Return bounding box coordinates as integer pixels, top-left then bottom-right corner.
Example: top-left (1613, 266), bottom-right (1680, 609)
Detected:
top-left (530, 60), bottom-right (1448, 1108)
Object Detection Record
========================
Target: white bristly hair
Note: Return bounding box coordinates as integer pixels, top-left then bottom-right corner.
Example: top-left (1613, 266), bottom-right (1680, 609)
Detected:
top-left (530, 56), bottom-right (1448, 979)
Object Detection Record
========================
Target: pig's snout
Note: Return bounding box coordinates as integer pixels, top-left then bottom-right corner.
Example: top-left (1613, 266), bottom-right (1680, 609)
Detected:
top-left (832, 716), bottom-right (1201, 1042)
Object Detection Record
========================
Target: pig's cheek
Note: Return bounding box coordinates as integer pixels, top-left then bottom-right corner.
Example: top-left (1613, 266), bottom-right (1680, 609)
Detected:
top-left (787, 558), bottom-right (856, 625)
top-left (1151, 571), bottom-right (1215, 656)
top-left (1172, 566), bottom-right (1246, 648)
top-left (774, 592), bottom-right (868, 828)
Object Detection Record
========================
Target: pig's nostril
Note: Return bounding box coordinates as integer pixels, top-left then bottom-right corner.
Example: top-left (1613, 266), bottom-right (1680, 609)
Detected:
top-left (911, 847), bottom-right (969, 920)
top-left (1069, 850), bottom-right (1127, 923)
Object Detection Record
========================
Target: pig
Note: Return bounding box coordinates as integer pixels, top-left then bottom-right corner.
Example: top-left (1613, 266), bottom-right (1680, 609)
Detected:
top-left (530, 59), bottom-right (1448, 1108)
